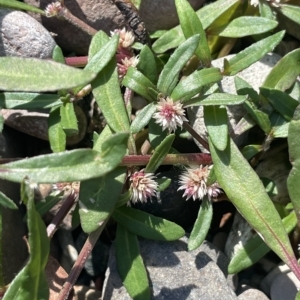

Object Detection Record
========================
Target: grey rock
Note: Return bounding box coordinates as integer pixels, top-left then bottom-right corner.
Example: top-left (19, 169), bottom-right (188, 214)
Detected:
top-left (24, 0), bottom-right (125, 55)
top-left (139, 0), bottom-right (205, 32)
top-left (188, 53), bottom-right (282, 152)
top-left (103, 237), bottom-right (237, 300)
top-left (237, 286), bottom-right (269, 300)
top-left (270, 270), bottom-right (300, 300)
top-left (0, 8), bottom-right (56, 58)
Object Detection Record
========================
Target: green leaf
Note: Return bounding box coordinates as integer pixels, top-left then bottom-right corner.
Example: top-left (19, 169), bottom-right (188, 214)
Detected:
top-left (273, 122), bottom-right (289, 138)
top-left (112, 206), bottom-right (185, 241)
top-left (3, 180), bottom-right (49, 300)
top-left (0, 113), bottom-right (3, 134)
top-left (210, 137), bottom-right (298, 272)
top-left (188, 197), bottom-right (213, 251)
top-left (171, 68), bottom-right (222, 102)
top-left (234, 76), bottom-right (260, 105)
top-left (88, 31), bottom-right (110, 59)
top-left (243, 100), bottom-right (272, 134)
top-left (241, 144), bottom-right (262, 160)
top-left (52, 46), bottom-right (65, 65)
top-left (183, 93), bottom-right (247, 106)
top-left (157, 34), bottom-right (200, 96)
top-left (279, 4), bottom-right (300, 26)
top-left (216, 17), bottom-right (278, 37)
top-left (130, 103), bottom-right (156, 134)
top-left (122, 67), bottom-right (158, 102)
top-left (0, 0), bottom-right (45, 14)
top-left (287, 106), bottom-right (300, 218)
top-left (259, 1), bottom-right (276, 20)
top-left (152, 0), bottom-right (240, 53)
top-left (0, 57), bottom-right (96, 92)
top-left (115, 224), bottom-right (150, 300)
top-left (224, 31), bottom-right (285, 76)
top-left (0, 133), bottom-right (128, 183)
top-left (79, 167), bottom-right (126, 233)
top-left (0, 92), bottom-right (62, 109)
top-left (60, 102), bottom-right (78, 136)
top-left (34, 193), bottom-right (62, 217)
top-left (263, 48), bottom-right (300, 91)
top-left (145, 134), bottom-right (175, 173)
top-left (148, 118), bottom-right (168, 149)
top-left (48, 106), bottom-right (66, 153)
top-left (92, 59), bottom-right (130, 132)
top-left (157, 177), bottom-right (171, 192)
top-left (228, 211), bottom-right (297, 273)
top-left (175, 0), bottom-right (211, 66)
top-left (260, 87), bottom-right (298, 121)
top-left (204, 106), bottom-right (228, 151)
top-left (0, 191), bottom-right (18, 209)
top-left (85, 34), bottom-right (119, 75)
top-left (137, 45), bottom-right (158, 84)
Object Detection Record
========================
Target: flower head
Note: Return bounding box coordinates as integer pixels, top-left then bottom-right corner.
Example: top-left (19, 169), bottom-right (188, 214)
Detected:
top-left (153, 96), bottom-right (188, 133)
top-left (129, 169), bottom-right (158, 204)
top-left (250, 0), bottom-right (259, 7)
top-left (117, 55), bottom-right (139, 79)
top-left (45, 1), bottom-right (62, 17)
top-left (178, 165), bottom-right (222, 201)
top-left (111, 28), bottom-right (135, 51)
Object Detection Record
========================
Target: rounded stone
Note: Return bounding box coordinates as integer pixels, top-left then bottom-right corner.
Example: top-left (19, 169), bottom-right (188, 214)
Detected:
top-left (0, 8), bottom-right (56, 58)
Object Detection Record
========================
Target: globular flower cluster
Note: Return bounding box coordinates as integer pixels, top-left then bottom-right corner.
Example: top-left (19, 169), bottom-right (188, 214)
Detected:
top-left (111, 28), bottom-right (139, 80)
top-left (178, 165), bottom-right (222, 201)
top-left (153, 96), bottom-right (188, 133)
top-left (250, 0), bottom-right (281, 7)
top-left (45, 1), bottom-right (62, 17)
top-left (129, 169), bottom-right (158, 204)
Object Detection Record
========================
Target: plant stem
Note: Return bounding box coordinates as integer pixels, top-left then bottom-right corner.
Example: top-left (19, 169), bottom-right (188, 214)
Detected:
top-left (46, 192), bottom-right (77, 239)
top-left (120, 153), bottom-right (212, 166)
top-left (58, 7), bottom-right (97, 36)
top-left (58, 218), bottom-right (109, 300)
top-left (183, 122), bottom-right (210, 151)
top-left (65, 56), bottom-right (88, 68)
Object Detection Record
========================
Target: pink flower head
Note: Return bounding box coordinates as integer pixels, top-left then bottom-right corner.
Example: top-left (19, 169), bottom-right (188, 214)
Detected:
top-left (45, 1), bottom-right (62, 17)
top-left (153, 96), bottom-right (188, 133)
top-left (178, 165), bottom-right (222, 201)
top-left (111, 27), bottom-right (135, 51)
top-left (129, 169), bottom-right (158, 204)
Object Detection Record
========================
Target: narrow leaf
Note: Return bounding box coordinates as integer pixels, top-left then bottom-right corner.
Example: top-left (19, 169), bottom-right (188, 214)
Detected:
top-left (79, 167), bottom-right (126, 233)
top-left (204, 106), bottom-right (228, 151)
top-left (0, 133), bottom-right (128, 183)
top-left (116, 224), bottom-right (150, 300)
top-left (171, 68), bottom-right (222, 102)
top-left (241, 144), bottom-right (262, 160)
top-left (224, 31), bottom-right (285, 76)
top-left (280, 4), bottom-right (300, 25)
top-left (210, 137), bottom-right (298, 272)
top-left (183, 93), bottom-right (247, 106)
top-left (60, 102), bottom-right (78, 136)
top-left (243, 100), bottom-right (272, 134)
top-left (228, 211), bottom-right (297, 273)
top-left (88, 31), bottom-right (109, 59)
top-left (157, 34), bottom-right (200, 96)
top-left (216, 17), bottom-right (278, 37)
top-left (0, 57), bottom-right (96, 92)
top-left (92, 59), bottom-right (130, 132)
top-left (0, 93), bottom-right (62, 109)
top-left (148, 118), bottom-right (168, 149)
top-left (0, 0), bottom-right (44, 14)
top-left (263, 49), bottom-right (300, 91)
top-left (260, 87), bottom-right (298, 121)
top-left (0, 191), bottom-right (17, 209)
top-left (137, 45), bottom-right (157, 84)
top-left (188, 197), bottom-right (213, 251)
top-left (152, 0), bottom-right (239, 53)
top-left (48, 106), bottom-right (66, 153)
top-left (122, 67), bottom-right (158, 102)
top-left (145, 134), bottom-right (175, 173)
top-left (175, 0), bottom-right (211, 66)
top-left (287, 106), bottom-right (300, 217)
top-left (130, 103), bottom-right (156, 134)
top-left (3, 181), bottom-right (49, 300)
top-left (112, 206), bottom-right (185, 241)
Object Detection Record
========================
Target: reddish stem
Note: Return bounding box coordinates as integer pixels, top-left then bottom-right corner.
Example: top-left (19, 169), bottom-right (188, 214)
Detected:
top-left (65, 56), bottom-right (88, 67)
top-left (57, 218), bottom-right (108, 300)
